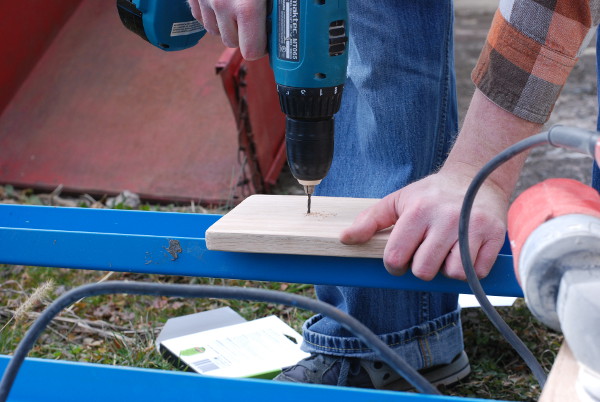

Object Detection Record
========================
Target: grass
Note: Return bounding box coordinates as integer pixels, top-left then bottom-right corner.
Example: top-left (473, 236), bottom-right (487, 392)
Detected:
top-left (0, 266), bottom-right (315, 369)
top-left (0, 185), bottom-right (561, 401)
top-left (444, 301), bottom-right (561, 400)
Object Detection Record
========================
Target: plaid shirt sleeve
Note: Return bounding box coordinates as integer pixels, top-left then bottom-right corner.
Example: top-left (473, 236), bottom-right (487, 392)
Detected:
top-left (472, 0), bottom-right (600, 123)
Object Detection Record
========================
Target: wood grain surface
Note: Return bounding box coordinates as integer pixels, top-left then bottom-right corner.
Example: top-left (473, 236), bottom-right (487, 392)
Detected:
top-left (539, 342), bottom-right (580, 402)
top-left (206, 195), bottom-right (389, 258)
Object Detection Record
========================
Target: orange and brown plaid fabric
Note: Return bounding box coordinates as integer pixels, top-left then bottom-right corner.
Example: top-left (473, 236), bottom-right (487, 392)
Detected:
top-left (472, 0), bottom-right (600, 123)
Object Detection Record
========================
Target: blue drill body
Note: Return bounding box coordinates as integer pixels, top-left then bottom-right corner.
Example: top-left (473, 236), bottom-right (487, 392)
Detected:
top-left (267, 1), bottom-right (348, 89)
top-left (118, 0), bottom-right (349, 198)
top-left (117, 0), bottom-right (207, 51)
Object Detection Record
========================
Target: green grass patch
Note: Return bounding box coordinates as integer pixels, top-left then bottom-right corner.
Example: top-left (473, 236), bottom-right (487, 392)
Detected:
top-left (0, 264), bottom-right (559, 401)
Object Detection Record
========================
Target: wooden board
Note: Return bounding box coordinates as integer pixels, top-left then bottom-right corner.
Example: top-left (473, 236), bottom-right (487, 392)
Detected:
top-left (539, 342), bottom-right (580, 402)
top-left (205, 195), bottom-right (389, 258)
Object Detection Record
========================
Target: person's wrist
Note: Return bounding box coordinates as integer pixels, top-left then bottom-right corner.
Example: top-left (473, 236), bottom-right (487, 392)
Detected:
top-left (441, 90), bottom-right (543, 200)
top-left (438, 159), bottom-right (513, 204)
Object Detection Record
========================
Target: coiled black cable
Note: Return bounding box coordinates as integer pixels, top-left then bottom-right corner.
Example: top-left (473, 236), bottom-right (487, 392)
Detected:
top-left (0, 281), bottom-right (440, 402)
top-left (458, 132), bottom-right (550, 387)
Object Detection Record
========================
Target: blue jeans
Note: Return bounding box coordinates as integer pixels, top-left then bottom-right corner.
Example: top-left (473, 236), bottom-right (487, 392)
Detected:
top-left (593, 28), bottom-right (600, 189)
top-left (301, 1), bottom-right (464, 370)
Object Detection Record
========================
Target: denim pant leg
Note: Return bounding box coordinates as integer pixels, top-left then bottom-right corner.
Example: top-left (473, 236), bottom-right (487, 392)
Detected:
top-left (302, 0), bottom-right (463, 370)
top-left (593, 27), bottom-right (600, 191)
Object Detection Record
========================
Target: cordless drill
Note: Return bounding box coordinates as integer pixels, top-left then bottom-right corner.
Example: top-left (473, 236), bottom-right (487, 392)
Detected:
top-left (117, 0), bottom-right (349, 212)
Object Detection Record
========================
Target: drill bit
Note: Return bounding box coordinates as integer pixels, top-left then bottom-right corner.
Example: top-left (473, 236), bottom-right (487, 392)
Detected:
top-left (304, 185), bottom-right (315, 214)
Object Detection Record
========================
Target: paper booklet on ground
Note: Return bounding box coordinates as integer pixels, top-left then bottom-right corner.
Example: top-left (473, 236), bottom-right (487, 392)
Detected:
top-left (458, 294), bottom-right (517, 308)
top-left (159, 314), bottom-right (309, 379)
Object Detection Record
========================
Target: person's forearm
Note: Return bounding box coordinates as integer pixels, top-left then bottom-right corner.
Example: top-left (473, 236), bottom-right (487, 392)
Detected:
top-left (442, 89), bottom-right (543, 201)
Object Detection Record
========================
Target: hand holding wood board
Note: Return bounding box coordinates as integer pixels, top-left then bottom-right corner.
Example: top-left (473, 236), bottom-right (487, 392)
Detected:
top-left (206, 195), bottom-right (390, 258)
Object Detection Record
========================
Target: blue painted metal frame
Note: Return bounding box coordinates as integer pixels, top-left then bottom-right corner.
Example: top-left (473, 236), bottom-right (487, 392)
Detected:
top-left (0, 356), bottom-right (495, 402)
top-left (0, 204), bottom-right (518, 402)
top-left (0, 204), bottom-right (522, 296)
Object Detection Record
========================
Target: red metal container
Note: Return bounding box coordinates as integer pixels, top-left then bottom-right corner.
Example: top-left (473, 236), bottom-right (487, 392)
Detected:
top-left (0, 1), bottom-right (285, 205)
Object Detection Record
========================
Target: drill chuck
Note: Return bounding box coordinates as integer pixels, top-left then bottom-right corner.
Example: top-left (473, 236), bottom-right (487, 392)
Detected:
top-left (285, 117), bottom-right (334, 185)
top-left (277, 85), bottom-right (344, 119)
top-left (278, 84), bottom-right (343, 186)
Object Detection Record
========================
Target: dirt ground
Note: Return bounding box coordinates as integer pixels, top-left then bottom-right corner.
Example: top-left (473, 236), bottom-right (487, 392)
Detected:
top-left (277, 4), bottom-right (599, 197)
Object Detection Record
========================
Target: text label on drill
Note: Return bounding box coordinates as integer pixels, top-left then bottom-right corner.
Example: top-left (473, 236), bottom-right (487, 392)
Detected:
top-left (278, 0), bottom-right (300, 61)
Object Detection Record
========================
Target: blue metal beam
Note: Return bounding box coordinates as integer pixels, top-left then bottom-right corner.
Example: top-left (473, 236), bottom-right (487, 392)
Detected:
top-left (0, 204), bottom-right (521, 296)
top-left (0, 204), bottom-right (520, 401)
top-left (0, 356), bottom-right (497, 402)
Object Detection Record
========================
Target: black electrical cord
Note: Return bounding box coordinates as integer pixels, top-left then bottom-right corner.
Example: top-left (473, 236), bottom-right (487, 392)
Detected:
top-left (458, 132), bottom-right (550, 387)
top-left (0, 281), bottom-right (441, 402)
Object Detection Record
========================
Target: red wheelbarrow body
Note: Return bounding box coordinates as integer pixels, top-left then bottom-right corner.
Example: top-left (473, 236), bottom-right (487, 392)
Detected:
top-left (0, 0), bottom-right (285, 205)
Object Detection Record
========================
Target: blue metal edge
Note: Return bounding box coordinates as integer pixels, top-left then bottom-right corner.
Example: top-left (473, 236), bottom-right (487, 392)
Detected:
top-left (0, 356), bottom-right (503, 402)
top-left (0, 204), bottom-right (522, 297)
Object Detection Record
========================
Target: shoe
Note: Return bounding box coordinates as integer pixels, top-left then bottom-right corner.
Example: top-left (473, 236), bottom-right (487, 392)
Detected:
top-left (273, 351), bottom-right (471, 391)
